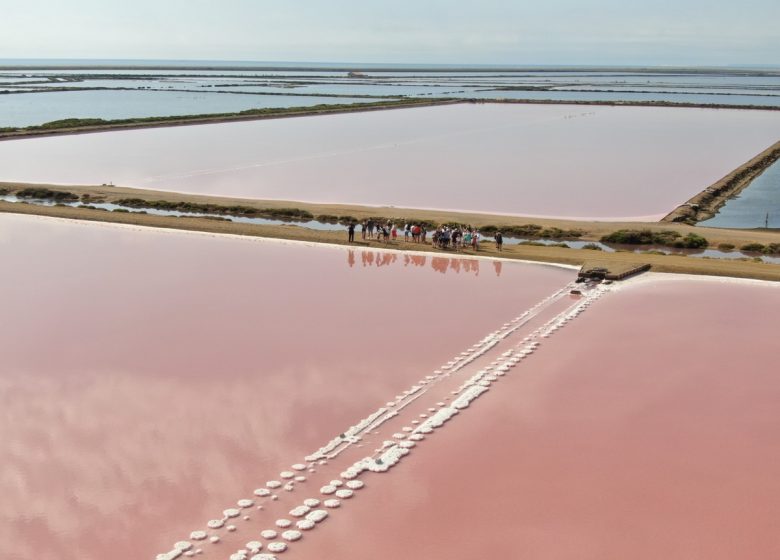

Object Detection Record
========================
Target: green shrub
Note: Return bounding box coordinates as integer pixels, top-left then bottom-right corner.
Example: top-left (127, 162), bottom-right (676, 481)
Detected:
top-left (740, 243), bottom-right (766, 253)
top-left (581, 243), bottom-right (603, 251)
top-left (16, 187), bottom-right (78, 202)
top-left (717, 243), bottom-right (735, 251)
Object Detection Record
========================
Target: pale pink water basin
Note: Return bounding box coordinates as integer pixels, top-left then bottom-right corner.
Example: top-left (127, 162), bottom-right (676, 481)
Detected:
top-left (2, 104), bottom-right (780, 219)
top-left (0, 213), bottom-right (574, 560)
top-left (288, 275), bottom-right (780, 560)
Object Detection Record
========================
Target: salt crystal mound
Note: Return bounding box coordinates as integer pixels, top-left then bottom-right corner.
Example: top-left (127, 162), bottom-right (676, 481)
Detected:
top-left (207, 519), bottom-right (224, 529)
top-left (280, 471), bottom-right (295, 479)
top-left (174, 541), bottom-right (193, 551)
top-left (156, 283), bottom-right (609, 560)
top-left (289, 505), bottom-right (311, 517)
top-left (275, 518), bottom-right (292, 528)
top-left (335, 489), bottom-right (354, 499)
top-left (209, 536), bottom-right (220, 544)
top-left (251, 555), bottom-right (277, 560)
top-left (323, 499), bottom-right (341, 508)
top-left (305, 509), bottom-right (329, 523)
top-left (261, 530), bottom-right (278, 539)
top-left (294, 475), bottom-right (307, 482)
top-left (303, 498), bottom-right (320, 507)
top-left (282, 529), bottom-right (303, 541)
top-left (238, 499), bottom-right (254, 508)
top-left (190, 531), bottom-right (207, 541)
top-left (224, 508), bottom-right (241, 518)
top-left (267, 542), bottom-right (288, 553)
top-left (329, 479), bottom-right (343, 487)
top-left (246, 541), bottom-right (263, 553)
top-left (230, 552), bottom-right (247, 560)
top-left (227, 525), bottom-right (237, 532)
top-left (283, 483), bottom-right (295, 491)
top-left (345, 480), bottom-right (364, 490)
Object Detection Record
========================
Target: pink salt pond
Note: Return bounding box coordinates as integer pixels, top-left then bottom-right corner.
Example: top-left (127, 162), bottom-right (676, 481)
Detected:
top-left (0, 213), bottom-right (573, 560)
top-left (1, 104), bottom-right (779, 219)
top-left (299, 275), bottom-right (780, 560)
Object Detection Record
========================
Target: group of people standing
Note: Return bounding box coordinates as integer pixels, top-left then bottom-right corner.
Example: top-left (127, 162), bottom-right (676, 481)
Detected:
top-left (347, 219), bottom-right (504, 252)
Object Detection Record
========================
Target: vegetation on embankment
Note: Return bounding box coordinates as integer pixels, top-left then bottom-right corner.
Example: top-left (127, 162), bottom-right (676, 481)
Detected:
top-left (601, 229), bottom-right (709, 249)
top-left (3, 181), bottom-right (780, 253)
top-left (662, 140), bottom-right (780, 225)
top-left (0, 98), bottom-right (460, 140)
top-left (4, 198), bottom-right (780, 282)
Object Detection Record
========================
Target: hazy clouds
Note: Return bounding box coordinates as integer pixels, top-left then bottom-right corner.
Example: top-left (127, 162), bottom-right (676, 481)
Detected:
top-left (1, 0), bottom-right (778, 65)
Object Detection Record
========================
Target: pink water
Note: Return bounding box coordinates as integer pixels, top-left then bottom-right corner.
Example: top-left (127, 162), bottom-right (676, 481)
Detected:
top-left (291, 276), bottom-right (780, 560)
top-left (0, 213), bottom-right (574, 560)
top-left (2, 104), bottom-right (779, 219)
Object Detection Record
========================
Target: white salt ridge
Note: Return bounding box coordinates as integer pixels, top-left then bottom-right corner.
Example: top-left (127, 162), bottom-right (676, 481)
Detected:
top-left (275, 519), bottom-right (292, 528)
top-left (329, 479), bottom-right (343, 487)
top-left (335, 489), bottom-right (354, 499)
top-left (306, 509), bottom-right (329, 523)
top-left (174, 541), bottom-right (192, 552)
top-left (190, 531), bottom-right (207, 541)
top-left (224, 508), bottom-right (241, 518)
top-left (289, 505), bottom-right (310, 517)
top-left (261, 530), bottom-right (278, 539)
top-left (346, 480), bottom-right (364, 490)
top-left (320, 485), bottom-right (336, 495)
top-left (296, 519), bottom-right (315, 530)
top-left (238, 499), bottom-right (254, 508)
top-left (280, 471), bottom-right (295, 479)
top-left (254, 488), bottom-right (271, 497)
top-left (158, 282), bottom-right (605, 560)
top-left (267, 542), bottom-right (288, 553)
top-left (251, 555), bottom-right (277, 560)
top-left (323, 499), bottom-right (340, 508)
top-left (230, 552), bottom-right (248, 560)
top-left (291, 463), bottom-right (306, 471)
top-left (207, 519), bottom-right (224, 529)
top-left (303, 498), bottom-right (320, 507)
top-left (294, 475), bottom-right (306, 482)
top-left (282, 530), bottom-right (302, 541)
top-left (246, 541), bottom-right (263, 553)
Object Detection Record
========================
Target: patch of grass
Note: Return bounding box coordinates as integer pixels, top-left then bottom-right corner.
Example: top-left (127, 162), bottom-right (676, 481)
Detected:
top-left (16, 187), bottom-right (79, 202)
top-left (717, 243), bottom-right (736, 251)
top-left (601, 229), bottom-right (708, 249)
top-left (114, 198), bottom-right (315, 221)
top-left (581, 243), bottom-right (603, 250)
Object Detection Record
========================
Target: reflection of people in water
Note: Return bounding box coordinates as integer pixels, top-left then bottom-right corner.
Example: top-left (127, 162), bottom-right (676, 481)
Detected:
top-left (347, 250), bottom-right (355, 268)
top-left (493, 261), bottom-right (502, 276)
top-left (352, 250), bottom-right (495, 277)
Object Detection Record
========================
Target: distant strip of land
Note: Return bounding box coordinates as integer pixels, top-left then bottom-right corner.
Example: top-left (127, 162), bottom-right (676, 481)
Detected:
top-left (3, 182), bottom-right (780, 282)
top-left (662, 140), bottom-right (780, 224)
top-left (2, 97), bottom-right (778, 141)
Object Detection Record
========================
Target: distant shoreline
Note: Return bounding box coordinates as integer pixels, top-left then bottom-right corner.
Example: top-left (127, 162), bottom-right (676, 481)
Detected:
top-left (1, 97), bottom-right (778, 142)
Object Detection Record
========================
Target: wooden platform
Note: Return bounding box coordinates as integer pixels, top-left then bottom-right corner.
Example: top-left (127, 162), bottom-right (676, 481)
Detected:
top-left (578, 260), bottom-right (651, 281)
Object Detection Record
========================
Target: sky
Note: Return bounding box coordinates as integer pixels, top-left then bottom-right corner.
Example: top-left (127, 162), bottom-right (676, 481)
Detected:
top-left (1, 0), bottom-right (778, 66)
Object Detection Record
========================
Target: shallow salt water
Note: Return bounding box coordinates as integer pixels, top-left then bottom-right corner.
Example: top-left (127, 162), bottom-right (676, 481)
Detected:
top-left (0, 213), bottom-right (573, 560)
top-left (1, 103), bottom-right (779, 219)
top-left (294, 275), bottom-right (780, 560)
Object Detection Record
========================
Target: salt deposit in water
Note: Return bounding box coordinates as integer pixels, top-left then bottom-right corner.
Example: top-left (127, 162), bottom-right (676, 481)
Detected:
top-left (267, 542), bottom-right (287, 553)
top-left (282, 530), bottom-right (302, 542)
top-left (275, 519), bottom-right (292, 528)
top-left (260, 530), bottom-right (277, 539)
